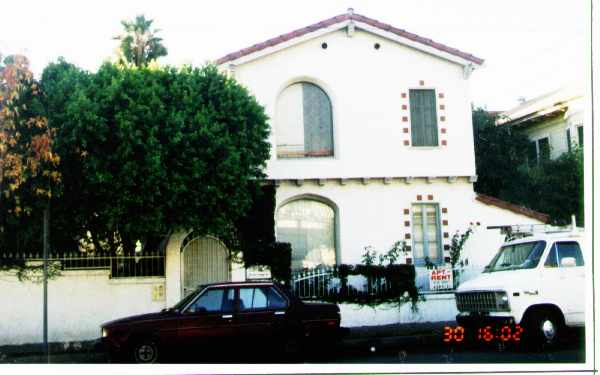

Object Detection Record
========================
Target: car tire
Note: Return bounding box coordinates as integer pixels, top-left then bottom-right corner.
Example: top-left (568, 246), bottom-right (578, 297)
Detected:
top-left (526, 309), bottom-right (563, 350)
top-left (132, 338), bottom-right (159, 364)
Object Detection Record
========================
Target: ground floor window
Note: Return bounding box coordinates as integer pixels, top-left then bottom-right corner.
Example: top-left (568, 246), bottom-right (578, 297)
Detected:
top-left (412, 203), bottom-right (442, 266)
top-left (276, 198), bottom-right (336, 270)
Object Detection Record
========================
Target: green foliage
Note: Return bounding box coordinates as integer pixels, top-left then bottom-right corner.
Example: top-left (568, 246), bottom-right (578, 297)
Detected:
top-left (22, 60), bottom-right (271, 254)
top-left (473, 108), bottom-right (583, 225)
top-left (449, 226), bottom-right (473, 268)
top-left (114, 15), bottom-right (168, 67)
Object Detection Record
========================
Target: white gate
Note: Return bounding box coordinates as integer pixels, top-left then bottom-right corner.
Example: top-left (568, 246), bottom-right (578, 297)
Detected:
top-left (182, 236), bottom-right (230, 296)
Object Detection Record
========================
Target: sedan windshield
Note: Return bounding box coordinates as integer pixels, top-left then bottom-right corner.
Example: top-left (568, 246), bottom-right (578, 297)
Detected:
top-left (485, 241), bottom-right (546, 272)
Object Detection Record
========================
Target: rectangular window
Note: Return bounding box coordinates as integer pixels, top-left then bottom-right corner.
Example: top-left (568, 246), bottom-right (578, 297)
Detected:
top-left (538, 137), bottom-right (550, 161)
top-left (566, 129), bottom-right (572, 153)
top-left (527, 141), bottom-right (538, 166)
top-left (577, 126), bottom-right (583, 148)
top-left (411, 204), bottom-right (441, 265)
top-left (409, 89), bottom-right (438, 146)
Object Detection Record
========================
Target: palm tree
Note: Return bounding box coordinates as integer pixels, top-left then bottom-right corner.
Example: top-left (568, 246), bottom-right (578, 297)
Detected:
top-left (114, 15), bottom-right (168, 67)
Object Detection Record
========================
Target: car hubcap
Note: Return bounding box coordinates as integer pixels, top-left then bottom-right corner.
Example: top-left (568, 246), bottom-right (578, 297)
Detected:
top-left (137, 344), bottom-right (155, 362)
top-left (541, 320), bottom-right (556, 341)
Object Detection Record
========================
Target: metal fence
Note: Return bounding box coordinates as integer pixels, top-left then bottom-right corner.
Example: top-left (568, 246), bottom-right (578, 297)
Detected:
top-left (0, 251), bottom-right (165, 278)
top-left (290, 266), bottom-right (396, 300)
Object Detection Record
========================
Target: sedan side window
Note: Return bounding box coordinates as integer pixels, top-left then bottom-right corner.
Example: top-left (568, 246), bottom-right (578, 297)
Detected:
top-left (239, 287), bottom-right (268, 311)
top-left (267, 287), bottom-right (288, 309)
top-left (186, 288), bottom-right (234, 313)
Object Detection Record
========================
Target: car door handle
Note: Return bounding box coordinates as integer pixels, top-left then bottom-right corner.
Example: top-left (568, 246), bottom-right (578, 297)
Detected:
top-left (274, 311), bottom-right (285, 316)
top-left (222, 314), bottom-right (233, 319)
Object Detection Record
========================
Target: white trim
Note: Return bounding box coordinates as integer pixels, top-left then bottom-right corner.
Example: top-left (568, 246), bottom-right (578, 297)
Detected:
top-left (218, 20), bottom-right (481, 68)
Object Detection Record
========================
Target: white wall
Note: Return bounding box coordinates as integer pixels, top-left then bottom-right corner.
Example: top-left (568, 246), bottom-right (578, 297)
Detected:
top-left (232, 28), bottom-right (476, 180)
top-left (339, 293), bottom-right (458, 327)
top-left (275, 178), bottom-right (542, 276)
top-left (0, 270), bottom-right (166, 345)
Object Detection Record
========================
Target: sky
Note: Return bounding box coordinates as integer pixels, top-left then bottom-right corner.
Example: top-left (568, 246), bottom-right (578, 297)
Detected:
top-left (0, 0), bottom-right (590, 111)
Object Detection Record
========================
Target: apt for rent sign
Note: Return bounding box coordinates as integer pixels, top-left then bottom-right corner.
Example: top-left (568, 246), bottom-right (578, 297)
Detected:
top-left (429, 267), bottom-right (453, 290)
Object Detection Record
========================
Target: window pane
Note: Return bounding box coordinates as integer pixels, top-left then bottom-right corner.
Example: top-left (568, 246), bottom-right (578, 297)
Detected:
top-left (577, 126), bottom-right (583, 147)
top-left (538, 138), bottom-right (550, 160)
top-left (556, 242), bottom-right (584, 266)
top-left (528, 141), bottom-right (538, 165)
top-left (267, 287), bottom-right (288, 309)
top-left (239, 288), bottom-right (254, 311)
top-left (277, 199), bottom-right (336, 270)
top-left (410, 90), bottom-right (438, 146)
top-left (566, 129), bottom-right (572, 152)
top-left (240, 288), bottom-right (269, 310)
top-left (276, 82), bottom-right (333, 158)
top-left (412, 204), bottom-right (441, 264)
top-left (189, 288), bottom-right (231, 313)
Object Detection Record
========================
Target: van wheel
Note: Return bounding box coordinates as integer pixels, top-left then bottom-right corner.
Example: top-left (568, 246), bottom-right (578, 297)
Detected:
top-left (526, 310), bottom-right (563, 350)
top-left (132, 338), bottom-right (159, 364)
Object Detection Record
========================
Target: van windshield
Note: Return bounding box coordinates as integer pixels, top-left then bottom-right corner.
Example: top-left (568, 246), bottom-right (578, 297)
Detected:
top-left (485, 241), bottom-right (546, 272)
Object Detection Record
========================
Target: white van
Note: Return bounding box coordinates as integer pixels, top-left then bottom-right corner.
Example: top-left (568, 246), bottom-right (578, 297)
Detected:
top-left (455, 230), bottom-right (585, 347)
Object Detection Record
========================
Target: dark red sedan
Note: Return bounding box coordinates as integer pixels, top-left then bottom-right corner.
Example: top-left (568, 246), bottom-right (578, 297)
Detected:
top-left (100, 281), bottom-right (342, 363)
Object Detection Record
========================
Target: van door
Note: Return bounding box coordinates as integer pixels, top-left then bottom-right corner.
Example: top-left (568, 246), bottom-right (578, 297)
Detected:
top-left (541, 241), bottom-right (585, 325)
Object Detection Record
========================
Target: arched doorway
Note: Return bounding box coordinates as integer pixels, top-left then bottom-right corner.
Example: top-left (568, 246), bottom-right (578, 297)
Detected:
top-left (181, 236), bottom-right (230, 297)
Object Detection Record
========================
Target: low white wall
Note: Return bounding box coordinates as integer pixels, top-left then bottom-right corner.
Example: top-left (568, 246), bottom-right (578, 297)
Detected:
top-left (0, 270), bottom-right (166, 346)
top-left (339, 293), bottom-right (457, 327)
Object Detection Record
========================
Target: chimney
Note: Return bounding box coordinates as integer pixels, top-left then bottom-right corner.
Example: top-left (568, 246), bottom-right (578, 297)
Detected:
top-left (347, 7), bottom-right (354, 16)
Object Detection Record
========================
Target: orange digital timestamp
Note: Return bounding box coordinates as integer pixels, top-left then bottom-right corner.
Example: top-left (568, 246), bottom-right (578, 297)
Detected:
top-left (443, 325), bottom-right (524, 343)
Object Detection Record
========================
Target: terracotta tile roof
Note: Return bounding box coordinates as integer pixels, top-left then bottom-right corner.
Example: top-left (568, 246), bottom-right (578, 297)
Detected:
top-left (216, 12), bottom-right (484, 66)
top-left (476, 194), bottom-right (550, 223)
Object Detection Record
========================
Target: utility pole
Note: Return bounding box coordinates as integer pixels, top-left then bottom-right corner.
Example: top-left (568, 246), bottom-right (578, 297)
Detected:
top-left (43, 205), bottom-right (49, 363)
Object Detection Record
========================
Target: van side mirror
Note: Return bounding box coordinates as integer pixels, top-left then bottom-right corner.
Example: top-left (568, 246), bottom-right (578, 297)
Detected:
top-left (560, 257), bottom-right (576, 267)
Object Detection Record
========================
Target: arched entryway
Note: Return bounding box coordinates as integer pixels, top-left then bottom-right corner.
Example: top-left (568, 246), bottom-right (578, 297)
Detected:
top-left (181, 235), bottom-right (230, 297)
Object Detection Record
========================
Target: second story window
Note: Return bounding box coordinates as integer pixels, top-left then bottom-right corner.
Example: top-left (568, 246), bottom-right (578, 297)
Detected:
top-left (409, 89), bottom-right (439, 147)
top-left (276, 82), bottom-right (333, 158)
top-left (528, 137), bottom-right (550, 165)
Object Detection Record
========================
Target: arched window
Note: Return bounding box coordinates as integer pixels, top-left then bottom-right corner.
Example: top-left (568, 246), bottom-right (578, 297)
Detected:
top-left (276, 199), bottom-right (336, 270)
top-left (276, 82), bottom-right (333, 158)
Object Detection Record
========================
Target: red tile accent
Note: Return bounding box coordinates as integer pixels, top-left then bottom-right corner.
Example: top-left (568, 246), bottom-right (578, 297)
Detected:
top-left (404, 221), bottom-right (411, 227)
top-left (475, 194), bottom-right (551, 223)
top-left (403, 128), bottom-right (409, 133)
top-left (405, 245), bottom-right (411, 251)
top-left (406, 258), bottom-right (412, 265)
top-left (405, 233), bottom-right (411, 239)
top-left (416, 195), bottom-right (422, 201)
top-left (476, 221), bottom-right (481, 226)
top-left (443, 232), bottom-right (449, 238)
top-left (401, 92), bottom-right (407, 98)
top-left (440, 104), bottom-right (445, 110)
top-left (404, 208), bottom-right (410, 215)
top-left (403, 140), bottom-right (410, 146)
top-left (444, 257), bottom-right (451, 263)
top-left (442, 207), bottom-right (448, 213)
top-left (441, 140), bottom-right (447, 146)
top-left (419, 80), bottom-right (425, 86)
top-left (444, 244), bottom-right (450, 250)
top-left (442, 220), bottom-right (448, 226)
top-left (402, 116), bottom-right (408, 122)
top-left (402, 104), bottom-right (407, 110)
top-left (440, 116), bottom-right (446, 122)
top-left (441, 128), bottom-right (447, 134)
top-left (427, 194), bottom-right (433, 201)
top-left (438, 93), bottom-right (445, 98)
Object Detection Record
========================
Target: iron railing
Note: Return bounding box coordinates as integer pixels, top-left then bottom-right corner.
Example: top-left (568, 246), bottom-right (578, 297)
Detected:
top-left (0, 251), bottom-right (165, 278)
top-left (291, 266), bottom-right (399, 301)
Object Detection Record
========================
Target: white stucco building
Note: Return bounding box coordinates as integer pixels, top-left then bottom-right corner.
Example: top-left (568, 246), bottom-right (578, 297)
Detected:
top-left (497, 85), bottom-right (584, 162)
top-left (163, 9), bottom-right (548, 294)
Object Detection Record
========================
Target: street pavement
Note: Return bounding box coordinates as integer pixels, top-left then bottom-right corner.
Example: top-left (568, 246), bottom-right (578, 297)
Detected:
top-left (0, 327), bottom-right (585, 364)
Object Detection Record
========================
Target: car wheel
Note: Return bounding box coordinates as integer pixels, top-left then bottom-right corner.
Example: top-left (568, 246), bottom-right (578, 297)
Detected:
top-left (527, 310), bottom-right (563, 350)
top-left (132, 339), bottom-right (159, 364)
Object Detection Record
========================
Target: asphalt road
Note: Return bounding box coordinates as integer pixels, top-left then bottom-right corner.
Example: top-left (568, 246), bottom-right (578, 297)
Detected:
top-left (2, 333), bottom-right (585, 364)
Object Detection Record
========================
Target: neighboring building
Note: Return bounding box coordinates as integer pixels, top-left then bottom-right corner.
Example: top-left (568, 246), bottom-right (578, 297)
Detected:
top-left (164, 9), bottom-right (548, 305)
top-left (497, 85), bottom-right (584, 163)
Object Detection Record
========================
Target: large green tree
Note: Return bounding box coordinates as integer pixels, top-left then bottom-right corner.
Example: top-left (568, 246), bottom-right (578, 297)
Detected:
top-left (114, 15), bottom-right (168, 67)
top-left (38, 60), bottom-right (270, 254)
top-left (472, 107), bottom-right (583, 225)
